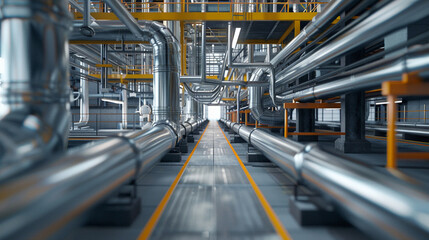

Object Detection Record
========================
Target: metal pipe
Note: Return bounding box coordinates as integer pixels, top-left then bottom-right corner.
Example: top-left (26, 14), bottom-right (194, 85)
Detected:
top-left (228, 22), bottom-right (232, 66)
top-left (121, 85), bottom-right (128, 129)
top-left (278, 44), bottom-right (429, 102)
top-left (104, 0), bottom-right (181, 133)
top-left (222, 119), bottom-right (429, 240)
top-left (0, 125), bottom-right (180, 239)
top-left (270, 0), bottom-right (358, 68)
top-left (249, 69), bottom-right (284, 125)
top-left (274, 0), bottom-right (429, 89)
top-left (236, 86), bottom-right (241, 123)
top-left (0, 0), bottom-right (71, 177)
top-left (74, 62), bottom-right (90, 128)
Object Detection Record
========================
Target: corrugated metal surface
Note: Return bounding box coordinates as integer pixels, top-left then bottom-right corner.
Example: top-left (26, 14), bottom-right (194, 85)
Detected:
top-left (150, 123), bottom-right (279, 240)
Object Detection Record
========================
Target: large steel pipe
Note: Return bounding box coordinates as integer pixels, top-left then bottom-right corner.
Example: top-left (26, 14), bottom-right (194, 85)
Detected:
top-left (249, 69), bottom-right (284, 125)
top-left (270, 0), bottom-right (359, 68)
top-left (277, 44), bottom-right (429, 102)
top-left (0, 0), bottom-right (71, 179)
top-left (221, 119), bottom-right (429, 240)
top-left (274, 0), bottom-right (429, 92)
top-left (0, 125), bottom-right (177, 239)
top-left (104, 0), bottom-right (181, 133)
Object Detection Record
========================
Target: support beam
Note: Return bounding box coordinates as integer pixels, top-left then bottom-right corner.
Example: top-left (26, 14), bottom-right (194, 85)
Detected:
top-left (334, 92), bottom-right (370, 153)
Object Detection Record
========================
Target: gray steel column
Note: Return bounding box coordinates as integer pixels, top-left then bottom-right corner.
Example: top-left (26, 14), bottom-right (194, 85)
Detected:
top-left (334, 92), bottom-right (370, 152)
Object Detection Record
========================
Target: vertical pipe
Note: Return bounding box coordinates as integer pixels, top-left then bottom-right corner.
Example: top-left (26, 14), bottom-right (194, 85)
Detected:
top-left (83, 0), bottom-right (91, 27)
top-left (228, 22), bottom-right (232, 66)
top-left (236, 86), bottom-right (241, 123)
top-left (75, 61), bottom-right (89, 128)
top-left (122, 85), bottom-right (128, 129)
top-left (201, 22), bottom-right (206, 78)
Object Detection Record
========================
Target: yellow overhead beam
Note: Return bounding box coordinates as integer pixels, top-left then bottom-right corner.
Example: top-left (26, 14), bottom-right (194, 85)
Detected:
top-left (90, 74), bottom-right (153, 80)
top-left (75, 12), bottom-right (317, 22)
top-left (278, 22), bottom-right (295, 45)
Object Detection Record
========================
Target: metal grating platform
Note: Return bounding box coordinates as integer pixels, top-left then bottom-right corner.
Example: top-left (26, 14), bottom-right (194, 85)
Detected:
top-left (149, 122), bottom-right (279, 240)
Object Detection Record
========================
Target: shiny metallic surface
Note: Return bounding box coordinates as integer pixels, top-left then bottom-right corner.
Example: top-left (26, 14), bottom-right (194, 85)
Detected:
top-left (0, 121), bottom-right (204, 239)
top-left (104, 0), bottom-right (181, 133)
top-left (0, 0), bottom-right (71, 175)
top-left (249, 69), bottom-right (284, 125)
top-left (222, 120), bottom-right (429, 239)
top-left (275, 0), bottom-right (429, 88)
top-left (301, 146), bottom-right (429, 239)
top-left (270, 0), bottom-right (358, 67)
top-left (74, 63), bottom-right (89, 128)
top-left (278, 44), bottom-right (429, 102)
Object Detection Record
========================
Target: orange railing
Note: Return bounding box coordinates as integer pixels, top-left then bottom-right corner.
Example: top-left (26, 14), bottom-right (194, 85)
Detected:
top-left (70, 1), bottom-right (327, 14)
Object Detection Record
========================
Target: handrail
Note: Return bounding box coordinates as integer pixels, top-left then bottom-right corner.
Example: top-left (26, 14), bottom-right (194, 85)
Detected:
top-left (69, 1), bottom-right (327, 14)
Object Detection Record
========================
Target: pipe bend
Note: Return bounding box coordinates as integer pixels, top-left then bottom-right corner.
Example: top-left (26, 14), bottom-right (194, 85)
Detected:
top-left (249, 68), bottom-right (284, 126)
top-left (0, 0), bottom-right (71, 180)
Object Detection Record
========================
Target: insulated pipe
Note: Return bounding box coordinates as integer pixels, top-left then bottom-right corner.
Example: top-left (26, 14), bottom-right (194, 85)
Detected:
top-left (270, 0), bottom-right (358, 68)
top-left (0, 0), bottom-right (71, 175)
top-left (104, 0), bottom-right (181, 134)
top-left (277, 44), bottom-right (429, 102)
top-left (74, 62), bottom-right (90, 128)
top-left (236, 86), bottom-right (241, 123)
top-left (274, 0), bottom-right (429, 89)
top-left (121, 85), bottom-right (128, 129)
top-left (0, 125), bottom-right (179, 240)
top-left (184, 95), bottom-right (198, 122)
top-left (222, 120), bottom-right (429, 240)
top-left (249, 68), bottom-right (284, 125)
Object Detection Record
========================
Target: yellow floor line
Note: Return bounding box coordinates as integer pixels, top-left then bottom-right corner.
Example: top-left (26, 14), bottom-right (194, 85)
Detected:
top-left (217, 122), bottom-right (292, 240)
top-left (137, 122), bottom-right (209, 240)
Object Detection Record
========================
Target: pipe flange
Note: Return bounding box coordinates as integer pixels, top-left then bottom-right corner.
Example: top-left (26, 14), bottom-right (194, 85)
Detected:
top-left (180, 123), bottom-right (188, 137)
top-left (247, 128), bottom-right (258, 145)
top-left (153, 120), bottom-right (180, 145)
top-left (111, 135), bottom-right (141, 180)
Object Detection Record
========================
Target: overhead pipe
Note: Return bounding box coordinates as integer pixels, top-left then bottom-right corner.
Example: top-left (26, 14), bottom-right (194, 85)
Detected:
top-left (80, 0), bottom-right (95, 37)
top-left (270, 0), bottom-right (359, 68)
top-left (277, 44), bottom-right (429, 102)
top-left (104, 0), bottom-right (181, 134)
top-left (221, 119), bottom-right (429, 240)
top-left (0, 0), bottom-right (71, 179)
top-left (273, 0), bottom-right (429, 103)
top-left (0, 1), bottom-right (206, 238)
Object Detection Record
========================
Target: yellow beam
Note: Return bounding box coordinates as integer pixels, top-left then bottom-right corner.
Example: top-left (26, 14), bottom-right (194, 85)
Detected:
top-left (278, 22), bottom-right (295, 45)
top-left (181, 21), bottom-right (187, 76)
top-left (75, 12), bottom-right (318, 22)
top-left (294, 20), bottom-right (301, 37)
top-left (222, 98), bottom-right (236, 101)
top-left (95, 64), bottom-right (113, 68)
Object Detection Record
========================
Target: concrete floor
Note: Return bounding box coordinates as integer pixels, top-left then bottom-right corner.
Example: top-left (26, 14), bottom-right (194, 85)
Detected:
top-left (72, 120), bottom-right (429, 240)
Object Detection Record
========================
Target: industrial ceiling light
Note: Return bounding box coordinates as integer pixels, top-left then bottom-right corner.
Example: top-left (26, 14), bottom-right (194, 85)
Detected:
top-left (375, 100), bottom-right (402, 105)
top-left (101, 98), bottom-right (124, 105)
top-left (224, 69), bottom-right (229, 78)
top-left (232, 28), bottom-right (241, 48)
